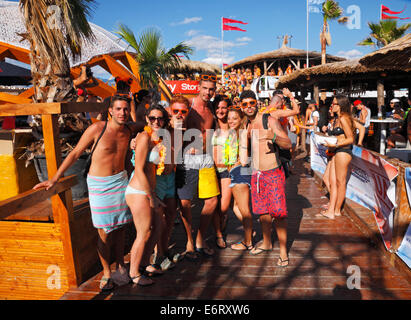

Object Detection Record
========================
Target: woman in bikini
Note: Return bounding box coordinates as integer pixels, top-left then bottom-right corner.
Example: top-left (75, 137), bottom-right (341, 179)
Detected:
top-left (318, 95), bottom-right (355, 219)
top-left (126, 105), bottom-right (167, 286)
top-left (211, 95), bottom-right (233, 249)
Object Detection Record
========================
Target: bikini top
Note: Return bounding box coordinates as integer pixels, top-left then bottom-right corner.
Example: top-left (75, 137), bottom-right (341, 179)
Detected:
top-left (146, 148), bottom-right (160, 164)
top-left (328, 126), bottom-right (344, 136)
top-left (131, 148), bottom-right (160, 166)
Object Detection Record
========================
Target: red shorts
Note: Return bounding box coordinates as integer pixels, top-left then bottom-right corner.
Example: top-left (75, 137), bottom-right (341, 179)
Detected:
top-left (251, 166), bottom-right (287, 218)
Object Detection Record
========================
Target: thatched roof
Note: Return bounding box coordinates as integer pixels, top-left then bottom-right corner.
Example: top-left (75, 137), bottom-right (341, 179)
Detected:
top-left (276, 58), bottom-right (388, 88)
top-left (224, 46), bottom-right (345, 70)
top-left (359, 33), bottom-right (411, 71)
top-left (0, 1), bottom-right (130, 67)
top-left (170, 59), bottom-right (220, 74)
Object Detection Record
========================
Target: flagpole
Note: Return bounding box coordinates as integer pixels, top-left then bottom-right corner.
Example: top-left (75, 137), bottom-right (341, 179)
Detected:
top-left (221, 16), bottom-right (224, 84)
top-left (306, 0), bottom-right (309, 68)
top-left (380, 4), bottom-right (382, 20)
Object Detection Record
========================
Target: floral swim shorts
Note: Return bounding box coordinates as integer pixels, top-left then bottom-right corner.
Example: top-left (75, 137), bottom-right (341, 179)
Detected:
top-left (251, 166), bottom-right (287, 218)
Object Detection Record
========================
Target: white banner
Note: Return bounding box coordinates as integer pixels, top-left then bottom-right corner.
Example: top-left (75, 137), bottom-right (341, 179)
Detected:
top-left (396, 168), bottom-right (411, 268)
top-left (310, 133), bottom-right (398, 250)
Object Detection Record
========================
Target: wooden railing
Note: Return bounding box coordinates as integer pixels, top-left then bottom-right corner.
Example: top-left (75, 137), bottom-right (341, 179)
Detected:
top-left (0, 101), bottom-right (106, 289)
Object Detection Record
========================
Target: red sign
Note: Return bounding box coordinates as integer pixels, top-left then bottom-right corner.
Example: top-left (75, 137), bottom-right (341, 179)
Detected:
top-left (165, 80), bottom-right (200, 94)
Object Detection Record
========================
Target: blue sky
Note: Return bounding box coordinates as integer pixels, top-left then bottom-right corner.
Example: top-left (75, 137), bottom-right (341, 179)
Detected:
top-left (86, 0), bottom-right (411, 67)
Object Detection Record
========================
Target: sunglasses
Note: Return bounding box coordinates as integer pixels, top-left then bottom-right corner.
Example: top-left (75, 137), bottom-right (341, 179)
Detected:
top-left (172, 109), bottom-right (188, 115)
top-left (241, 100), bottom-right (257, 108)
top-left (228, 105), bottom-right (242, 111)
top-left (200, 74), bottom-right (217, 82)
top-left (148, 116), bottom-right (165, 123)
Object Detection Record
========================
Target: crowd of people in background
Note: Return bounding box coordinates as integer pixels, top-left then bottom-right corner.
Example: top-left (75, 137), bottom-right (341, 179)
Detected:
top-left (30, 67), bottom-right (411, 291)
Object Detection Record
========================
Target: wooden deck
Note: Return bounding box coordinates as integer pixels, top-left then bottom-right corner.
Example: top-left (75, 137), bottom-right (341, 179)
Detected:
top-left (61, 159), bottom-right (411, 300)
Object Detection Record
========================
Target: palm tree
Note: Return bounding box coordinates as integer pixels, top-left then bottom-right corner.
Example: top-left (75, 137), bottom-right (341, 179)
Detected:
top-left (358, 20), bottom-right (411, 48)
top-left (19, 0), bottom-right (96, 103)
top-left (116, 24), bottom-right (193, 89)
top-left (320, 1), bottom-right (347, 65)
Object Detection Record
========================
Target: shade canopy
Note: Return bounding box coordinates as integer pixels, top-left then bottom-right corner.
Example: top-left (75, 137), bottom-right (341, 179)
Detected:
top-left (0, 0), bottom-right (130, 67)
top-left (359, 33), bottom-right (411, 72)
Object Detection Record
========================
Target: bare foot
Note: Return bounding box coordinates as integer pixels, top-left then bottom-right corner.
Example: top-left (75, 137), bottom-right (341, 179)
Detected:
top-left (316, 210), bottom-right (335, 220)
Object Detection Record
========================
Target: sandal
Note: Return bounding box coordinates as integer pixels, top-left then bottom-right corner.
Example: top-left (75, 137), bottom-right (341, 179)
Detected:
top-left (215, 236), bottom-right (227, 249)
top-left (196, 247), bottom-right (215, 257)
top-left (277, 257), bottom-right (289, 267)
top-left (130, 274), bottom-right (154, 286)
top-left (231, 241), bottom-right (253, 251)
top-left (182, 250), bottom-right (200, 261)
top-left (99, 276), bottom-right (114, 291)
top-left (249, 246), bottom-right (272, 256)
top-left (144, 264), bottom-right (164, 277)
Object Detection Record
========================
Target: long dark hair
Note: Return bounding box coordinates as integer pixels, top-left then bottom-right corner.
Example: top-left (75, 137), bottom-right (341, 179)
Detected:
top-left (335, 94), bottom-right (354, 133)
top-left (146, 104), bottom-right (170, 128)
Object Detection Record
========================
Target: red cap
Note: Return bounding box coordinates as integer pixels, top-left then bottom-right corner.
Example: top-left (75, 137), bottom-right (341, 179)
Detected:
top-left (353, 100), bottom-right (362, 106)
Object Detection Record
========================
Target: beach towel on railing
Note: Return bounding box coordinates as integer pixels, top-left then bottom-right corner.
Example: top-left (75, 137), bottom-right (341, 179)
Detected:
top-left (87, 170), bottom-right (132, 233)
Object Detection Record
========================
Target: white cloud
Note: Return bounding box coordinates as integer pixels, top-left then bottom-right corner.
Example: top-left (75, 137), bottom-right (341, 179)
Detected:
top-left (171, 17), bottom-right (202, 26)
top-left (185, 29), bottom-right (200, 37)
top-left (336, 49), bottom-right (363, 60)
top-left (236, 37), bottom-right (252, 42)
top-left (185, 33), bottom-right (251, 66)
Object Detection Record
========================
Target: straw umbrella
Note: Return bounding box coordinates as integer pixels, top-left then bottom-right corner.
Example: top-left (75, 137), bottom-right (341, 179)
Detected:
top-left (359, 33), bottom-right (411, 71)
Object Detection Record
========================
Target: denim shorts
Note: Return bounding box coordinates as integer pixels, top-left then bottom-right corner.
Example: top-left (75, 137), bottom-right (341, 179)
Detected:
top-left (229, 165), bottom-right (252, 188)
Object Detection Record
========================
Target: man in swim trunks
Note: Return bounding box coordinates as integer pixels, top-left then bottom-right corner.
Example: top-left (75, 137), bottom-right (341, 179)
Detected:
top-left (243, 90), bottom-right (292, 267)
top-left (34, 95), bottom-right (141, 290)
top-left (176, 72), bottom-right (220, 259)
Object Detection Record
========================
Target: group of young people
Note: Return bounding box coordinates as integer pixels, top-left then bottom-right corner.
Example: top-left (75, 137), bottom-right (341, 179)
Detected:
top-left (33, 70), bottom-right (364, 291)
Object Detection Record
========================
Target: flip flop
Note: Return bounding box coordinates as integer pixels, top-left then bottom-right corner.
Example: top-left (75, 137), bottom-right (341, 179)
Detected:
top-left (321, 203), bottom-right (329, 210)
top-left (249, 246), bottom-right (272, 256)
top-left (182, 250), bottom-right (199, 261)
top-left (316, 211), bottom-right (335, 220)
top-left (145, 264), bottom-right (164, 277)
top-left (130, 274), bottom-right (154, 286)
top-left (215, 236), bottom-right (227, 249)
top-left (277, 257), bottom-right (289, 268)
top-left (231, 241), bottom-right (253, 251)
top-left (196, 247), bottom-right (215, 257)
top-left (99, 276), bottom-right (114, 291)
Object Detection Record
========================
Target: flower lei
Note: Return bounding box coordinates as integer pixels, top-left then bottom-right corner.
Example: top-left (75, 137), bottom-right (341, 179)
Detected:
top-left (144, 126), bottom-right (166, 175)
top-left (223, 131), bottom-right (239, 166)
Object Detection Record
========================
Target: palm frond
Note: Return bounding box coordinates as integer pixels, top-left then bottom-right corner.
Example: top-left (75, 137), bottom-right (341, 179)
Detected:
top-left (115, 23), bottom-right (140, 54)
top-left (322, 0), bottom-right (343, 21)
top-left (117, 25), bottom-right (194, 88)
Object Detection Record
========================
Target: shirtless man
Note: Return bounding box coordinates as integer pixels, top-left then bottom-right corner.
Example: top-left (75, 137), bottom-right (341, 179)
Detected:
top-left (242, 90), bottom-right (291, 267)
top-left (176, 72), bottom-right (220, 259)
top-left (33, 95), bottom-right (141, 290)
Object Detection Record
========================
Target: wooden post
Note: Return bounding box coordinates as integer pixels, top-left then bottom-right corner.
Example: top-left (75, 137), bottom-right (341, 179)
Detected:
top-left (41, 114), bottom-right (81, 287)
top-left (313, 84), bottom-right (320, 105)
top-left (264, 61), bottom-right (267, 76)
top-left (377, 80), bottom-right (385, 115)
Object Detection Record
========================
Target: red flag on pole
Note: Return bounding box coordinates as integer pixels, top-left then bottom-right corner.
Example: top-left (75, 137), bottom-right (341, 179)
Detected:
top-left (222, 24), bottom-right (246, 32)
top-left (222, 17), bottom-right (248, 25)
top-left (381, 5), bottom-right (410, 19)
top-left (382, 5), bottom-right (405, 15)
top-left (382, 12), bottom-right (410, 20)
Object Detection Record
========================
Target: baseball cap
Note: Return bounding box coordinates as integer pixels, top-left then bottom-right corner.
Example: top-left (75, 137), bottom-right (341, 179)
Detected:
top-left (353, 100), bottom-right (362, 106)
top-left (390, 98), bottom-right (400, 103)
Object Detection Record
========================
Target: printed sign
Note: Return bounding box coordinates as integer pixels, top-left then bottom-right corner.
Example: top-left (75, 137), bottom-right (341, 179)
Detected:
top-left (396, 168), bottom-right (411, 268)
top-left (165, 80), bottom-right (200, 94)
